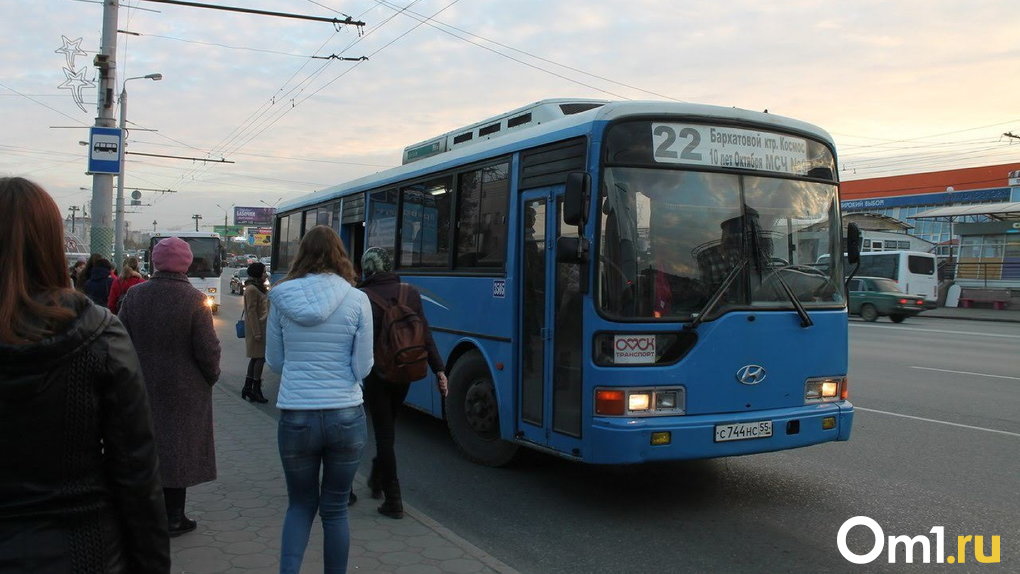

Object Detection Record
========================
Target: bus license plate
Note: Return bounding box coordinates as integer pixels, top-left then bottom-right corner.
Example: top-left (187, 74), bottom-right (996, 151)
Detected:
top-left (714, 420), bottom-right (773, 442)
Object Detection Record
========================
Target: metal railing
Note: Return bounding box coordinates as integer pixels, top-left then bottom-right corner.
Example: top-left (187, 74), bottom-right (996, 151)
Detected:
top-left (950, 261), bottom-right (1020, 287)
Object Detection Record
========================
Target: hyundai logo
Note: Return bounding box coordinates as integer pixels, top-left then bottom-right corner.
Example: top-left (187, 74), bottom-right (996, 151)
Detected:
top-left (736, 364), bottom-right (766, 385)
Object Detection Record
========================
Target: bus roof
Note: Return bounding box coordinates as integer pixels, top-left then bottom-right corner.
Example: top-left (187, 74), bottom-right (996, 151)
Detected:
top-left (152, 231), bottom-right (222, 239)
top-left (279, 99), bottom-right (835, 214)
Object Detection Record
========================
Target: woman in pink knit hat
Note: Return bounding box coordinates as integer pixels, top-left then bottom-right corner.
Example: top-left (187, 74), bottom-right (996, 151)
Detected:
top-left (118, 236), bottom-right (222, 537)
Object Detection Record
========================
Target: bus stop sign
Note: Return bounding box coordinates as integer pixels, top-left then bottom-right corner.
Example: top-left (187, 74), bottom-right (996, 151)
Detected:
top-left (87, 127), bottom-right (123, 174)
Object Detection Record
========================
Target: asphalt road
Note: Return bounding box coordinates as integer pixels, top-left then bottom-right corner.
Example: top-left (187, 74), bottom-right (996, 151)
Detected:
top-left (212, 274), bottom-right (1018, 573)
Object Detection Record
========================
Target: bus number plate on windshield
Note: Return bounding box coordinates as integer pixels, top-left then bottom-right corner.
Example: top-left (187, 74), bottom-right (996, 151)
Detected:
top-left (714, 421), bottom-right (773, 442)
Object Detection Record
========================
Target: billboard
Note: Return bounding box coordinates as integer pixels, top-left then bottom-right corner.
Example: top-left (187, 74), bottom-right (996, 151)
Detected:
top-left (234, 206), bottom-right (275, 226)
top-left (247, 226), bottom-right (273, 246)
top-left (213, 225), bottom-right (245, 237)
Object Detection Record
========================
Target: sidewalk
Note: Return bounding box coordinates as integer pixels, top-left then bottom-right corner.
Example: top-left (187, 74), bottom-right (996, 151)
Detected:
top-left (170, 386), bottom-right (520, 574)
top-left (919, 305), bottom-right (1020, 323)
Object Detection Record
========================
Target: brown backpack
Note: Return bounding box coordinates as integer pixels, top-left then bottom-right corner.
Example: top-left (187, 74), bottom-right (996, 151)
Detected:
top-left (365, 284), bottom-right (429, 383)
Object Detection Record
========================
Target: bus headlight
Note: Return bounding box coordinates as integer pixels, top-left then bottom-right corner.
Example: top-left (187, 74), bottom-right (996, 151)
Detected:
top-left (204, 297), bottom-right (215, 308)
top-left (628, 393), bottom-right (650, 411)
top-left (595, 387), bottom-right (685, 416)
top-left (805, 376), bottom-right (844, 403)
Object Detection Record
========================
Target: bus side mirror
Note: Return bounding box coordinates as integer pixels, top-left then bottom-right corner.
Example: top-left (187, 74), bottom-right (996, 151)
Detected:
top-left (846, 222), bottom-right (861, 265)
top-left (563, 172), bottom-right (590, 227)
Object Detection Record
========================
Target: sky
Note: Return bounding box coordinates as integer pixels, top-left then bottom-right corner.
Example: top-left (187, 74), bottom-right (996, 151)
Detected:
top-left (2, 0), bottom-right (1019, 236)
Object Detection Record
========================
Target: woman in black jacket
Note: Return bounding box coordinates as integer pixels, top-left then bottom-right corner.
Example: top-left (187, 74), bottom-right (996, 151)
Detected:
top-left (0, 177), bottom-right (170, 573)
top-left (358, 247), bottom-right (447, 519)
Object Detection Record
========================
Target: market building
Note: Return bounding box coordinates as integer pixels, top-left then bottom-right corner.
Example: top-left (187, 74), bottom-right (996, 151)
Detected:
top-left (840, 162), bottom-right (1020, 306)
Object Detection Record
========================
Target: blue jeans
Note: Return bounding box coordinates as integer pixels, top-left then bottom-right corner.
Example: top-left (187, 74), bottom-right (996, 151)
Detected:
top-left (278, 406), bottom-right (366, 574)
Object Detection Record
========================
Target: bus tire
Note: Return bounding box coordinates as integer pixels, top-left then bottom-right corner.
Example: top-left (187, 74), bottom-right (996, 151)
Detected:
top-left (860, 304), bottom-right (879, 322)
top-left (446, 351), bottom-right (518, 467)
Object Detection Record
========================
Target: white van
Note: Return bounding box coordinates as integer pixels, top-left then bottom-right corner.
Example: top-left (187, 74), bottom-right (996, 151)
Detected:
top-left (818, 251), bottom-right (938, 308)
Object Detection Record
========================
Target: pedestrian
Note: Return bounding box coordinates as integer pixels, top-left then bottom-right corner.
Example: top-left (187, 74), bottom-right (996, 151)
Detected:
top-left (266, 225), bottom-right (373, 574)
top-left (78, 252), bottom-right (103, 292)
top-left (241, 261), bottom-right (270, 403)
top-left (69, 258), bottom-right (86, 288)
top-left (83, 256), bottom-right (115, 307)
top-left (0, 176), bottom-right (170, 572)
top-left (118, 236), bottom-right (222, 538)
top-left (358, 247), bottom-right (447, 519)
top-left (108, 255), bottom-right (146, 314)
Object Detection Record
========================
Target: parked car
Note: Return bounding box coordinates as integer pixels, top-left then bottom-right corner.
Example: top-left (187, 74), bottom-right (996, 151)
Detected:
top-left (847, 276), bottom-right (926, 323)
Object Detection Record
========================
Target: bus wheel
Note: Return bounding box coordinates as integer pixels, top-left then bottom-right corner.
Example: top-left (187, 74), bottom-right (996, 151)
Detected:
top-left (889, 314), bottom-right (906, 323)
top-left (446, 351), bottom-right (518, 467)
top-left (860, 304), bottom-right (879, 322)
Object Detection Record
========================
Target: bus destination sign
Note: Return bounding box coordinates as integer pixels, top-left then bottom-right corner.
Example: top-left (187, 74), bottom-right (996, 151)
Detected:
top-left (650, 123), bottom-right (810, 175)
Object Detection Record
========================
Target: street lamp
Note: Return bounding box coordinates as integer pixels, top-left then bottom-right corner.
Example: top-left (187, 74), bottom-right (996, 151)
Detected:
top-left (114, 72), bottom-right (162, 269)
top-left (215, 203), bottom-right (232, 227)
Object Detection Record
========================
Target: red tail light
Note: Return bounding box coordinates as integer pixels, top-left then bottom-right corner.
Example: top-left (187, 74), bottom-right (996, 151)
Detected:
top-left (595, 390), bottom-right (626, 415)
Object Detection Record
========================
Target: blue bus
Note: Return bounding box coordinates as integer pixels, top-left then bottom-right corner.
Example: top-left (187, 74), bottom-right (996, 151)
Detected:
top-left (269, 99), bottom-right (858, 465)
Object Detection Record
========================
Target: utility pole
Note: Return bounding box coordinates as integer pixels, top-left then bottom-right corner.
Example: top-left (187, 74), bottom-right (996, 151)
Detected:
top-left (69, 205), bottom-right (80, 233)
top-left (89, 0), bottom-right (119, 256)
top-left (192, 214), bottom-right (203, 231)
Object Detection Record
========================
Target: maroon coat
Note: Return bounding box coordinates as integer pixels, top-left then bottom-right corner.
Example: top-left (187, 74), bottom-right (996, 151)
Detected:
top-left (118, 272), bottom-right (221, 488)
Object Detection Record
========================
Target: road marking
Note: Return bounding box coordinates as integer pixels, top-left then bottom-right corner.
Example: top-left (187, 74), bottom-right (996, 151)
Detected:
top-left (850, 323), bottom-right (1020, 339)
top-left (856, 407), bottom-right (1020, 438)
top-left (909, 366), bottom-right (1020, 381)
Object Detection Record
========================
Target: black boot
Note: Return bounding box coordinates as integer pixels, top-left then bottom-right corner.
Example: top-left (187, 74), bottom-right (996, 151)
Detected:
top-left (167, 508), bottom-right (197, 537)
top-left (165, 488), bottom-right (197, 538)
top-left (251, 379), bottom-right (269, 404)
top-left (241, 377), bottom-right (256, 402)
top-left (377, 479), bottom-right (403, 519)
top-left (368, 458), bottom-right (383, 499)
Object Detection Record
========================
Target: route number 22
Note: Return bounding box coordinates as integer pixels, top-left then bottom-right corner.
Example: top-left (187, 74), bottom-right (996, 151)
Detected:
top-left (652, 125), bottom-right (703, 162)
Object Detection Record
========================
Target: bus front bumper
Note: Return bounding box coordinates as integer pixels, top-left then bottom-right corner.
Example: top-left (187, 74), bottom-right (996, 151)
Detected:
top-left (587, 401), bottom-right (853, 464)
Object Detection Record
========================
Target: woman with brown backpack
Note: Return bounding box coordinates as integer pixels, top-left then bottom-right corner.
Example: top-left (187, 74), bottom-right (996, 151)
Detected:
top-left (358, 247), bottom-right (447, 519)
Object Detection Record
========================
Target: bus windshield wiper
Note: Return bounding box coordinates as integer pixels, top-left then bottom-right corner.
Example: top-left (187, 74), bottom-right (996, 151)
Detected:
top-left (685, 257), bottom-right (748, 331)
top-left (766, 266), bottom-right (814, 328)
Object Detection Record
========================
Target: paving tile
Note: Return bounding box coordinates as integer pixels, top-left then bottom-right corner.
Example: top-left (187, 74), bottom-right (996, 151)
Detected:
top-left (169, 387), bottom-right (520, 574)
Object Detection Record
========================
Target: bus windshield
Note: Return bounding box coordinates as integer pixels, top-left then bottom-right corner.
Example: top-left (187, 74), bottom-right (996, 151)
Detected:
top-left (598, 168), bottom-right (844, 320)
top-left (151, 236), bottom-right (222, 278)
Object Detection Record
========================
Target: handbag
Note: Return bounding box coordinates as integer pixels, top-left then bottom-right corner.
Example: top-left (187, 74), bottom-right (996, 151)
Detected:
top-left (235, 309), bottom-right (246, 339)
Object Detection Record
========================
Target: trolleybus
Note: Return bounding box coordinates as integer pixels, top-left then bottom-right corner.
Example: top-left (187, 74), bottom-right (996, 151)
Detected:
top-left (270, 99), bottom-right (860, 465)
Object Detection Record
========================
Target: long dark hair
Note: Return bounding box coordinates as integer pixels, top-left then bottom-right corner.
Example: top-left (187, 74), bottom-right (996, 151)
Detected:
top-left (282, 225), bottom-right (357, 284)
top-left (0, 177), bottom-right (77, 344)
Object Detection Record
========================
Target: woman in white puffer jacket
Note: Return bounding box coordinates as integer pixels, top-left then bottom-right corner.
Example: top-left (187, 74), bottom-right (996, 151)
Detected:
top-left (266, 225), bottom-right (373, 574)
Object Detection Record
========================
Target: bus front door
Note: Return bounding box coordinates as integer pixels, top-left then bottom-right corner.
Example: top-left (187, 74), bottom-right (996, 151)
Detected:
top-left (519, 190), bottom-right (584, 457)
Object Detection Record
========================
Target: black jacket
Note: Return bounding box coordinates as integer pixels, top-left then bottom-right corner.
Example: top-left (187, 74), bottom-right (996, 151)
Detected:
top-left (82, 264), bottom-right (114, 308)
top-left (0, 294), bottom-right (170, 573)
top-left (358, 272), bottom-right (444, 375)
